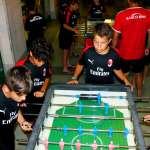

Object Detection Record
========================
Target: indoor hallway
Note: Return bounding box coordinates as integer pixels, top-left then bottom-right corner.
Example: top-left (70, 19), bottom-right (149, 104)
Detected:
top-left (15, 0), bottom-right (150, 149)
top-left (15, 18), bottom-right (150, 149)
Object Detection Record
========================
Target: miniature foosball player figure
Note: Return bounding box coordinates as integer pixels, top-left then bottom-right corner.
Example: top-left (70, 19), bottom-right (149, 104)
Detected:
top-left (76, 139), bottom-right (81, 150)
top-left (108, 141), bottom-right (115, 150)
top-left (59, 138), bottom-right (65, 150)
top-left (43, 138), bottom-right (49, 150)
top-left (92, 140), bottom-right (98, 150)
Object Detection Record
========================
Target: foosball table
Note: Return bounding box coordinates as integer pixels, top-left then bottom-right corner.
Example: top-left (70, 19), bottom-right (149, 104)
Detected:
top-left (26, 84), bottom-right (146, 150)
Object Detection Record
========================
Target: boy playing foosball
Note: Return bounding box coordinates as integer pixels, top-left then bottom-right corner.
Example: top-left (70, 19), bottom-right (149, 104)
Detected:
top-left (68, 23), bottom-right (131, 86)
top-left (0, 66), bottom-right (32, 150)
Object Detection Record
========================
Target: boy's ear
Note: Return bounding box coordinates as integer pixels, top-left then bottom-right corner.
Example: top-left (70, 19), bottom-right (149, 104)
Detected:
top-left (29, 51), bottom-right (33, 57)
top-left (108, 39), bottom-right (112, 44)
top-left (3, 84), bottom-right (10, 93)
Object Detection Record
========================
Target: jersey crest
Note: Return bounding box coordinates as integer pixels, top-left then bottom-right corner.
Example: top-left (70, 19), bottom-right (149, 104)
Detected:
top-left (107, 59), bottom-right (113, 67)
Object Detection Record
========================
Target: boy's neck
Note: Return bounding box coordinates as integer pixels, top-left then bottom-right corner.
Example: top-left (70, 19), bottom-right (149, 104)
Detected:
top-left (29, 56), bottom-right (35, 65)
top-left (95, 47), bottom-right (110, 55)
top-left (129, 3), bottom-right (140, 8)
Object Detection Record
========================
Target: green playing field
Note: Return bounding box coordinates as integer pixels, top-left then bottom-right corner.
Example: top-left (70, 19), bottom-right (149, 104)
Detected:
top-left (48, 98), bottom-right (128, 150)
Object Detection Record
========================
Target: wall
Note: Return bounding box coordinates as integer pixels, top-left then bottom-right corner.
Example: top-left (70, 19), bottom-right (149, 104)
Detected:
top-left (0, 0), bottom-right (26, 73)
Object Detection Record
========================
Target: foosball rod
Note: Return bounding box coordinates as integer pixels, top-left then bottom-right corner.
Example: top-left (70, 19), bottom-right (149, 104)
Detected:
top-left (16, 139), bottom-right (137, 149)
top-left (24, 103), bottom-right (150, 112)
top-left (137, 108), bottom-right (150, 113)
top-left (24, 113), bottom-right (131, 120)
top-left (43, 125), bottom-right (150, 137)
top-left (37, 140), bottom-right (137, 149)
top-left (43, 125), bottom-right (133, 134)
top-left (24, 113), bottom-right (145, 123)
top-left (143, 133), bottom-right (150, 137)
top-left (54, 94), bottom-right (150, 101)
top-left (47, 114), bottom-right (131, 120)
top-left (51, 103), bottom-right (129, 109)
top-left (24, 102), bottom-right (129, 109)
top-left (23, 103), bottom-right (150, 111)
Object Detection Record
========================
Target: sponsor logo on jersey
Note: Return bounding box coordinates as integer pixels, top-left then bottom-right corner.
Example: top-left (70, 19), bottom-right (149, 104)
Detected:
top-left (126, 13), bottom-right (146, 20)
top-left (90, 69), bottom-right (110, 76)
top-left (43, 68), bottom-right (46, 76)
top-left (34, 78), bottom-right (44, 86)
top-left (88, 59), bottom-right (94, 65)
top-left (30, 16), bottom-right (42, 22)
top-left (2, 111), bottom-right (18, 125)
top-left (0, 108), bottom-right (6, 114)
top-left (107, 59), bottom-right (113, 67)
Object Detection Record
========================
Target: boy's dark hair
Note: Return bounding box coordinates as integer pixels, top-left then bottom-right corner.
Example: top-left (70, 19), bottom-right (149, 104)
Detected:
top-left (95, 23), bottom-right (113, 39)
top-left (69, 0), bottom-right (79, 5)
top-left (129, 0), bottom-right (143, 5)
top-left (4, 66), bottom-right (32, 95)
top-left (30, 38), bottom-right (53, 63)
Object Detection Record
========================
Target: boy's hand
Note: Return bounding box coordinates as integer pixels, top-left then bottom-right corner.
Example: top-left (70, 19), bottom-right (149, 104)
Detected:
top-left (19, 102), bottom-right (27, 107)
top-left (74, 28), bottom-right (82, 37)
top-left (125, 82), bottom-right (133, 92)
top-left (20, 120), bottom-right (32, 132)
top-left (145, 48), bottom-right (149, 56)
top-left (34, 91), bottom-right (44, 97)
top-left (67, 80), bottom-right (79, 84)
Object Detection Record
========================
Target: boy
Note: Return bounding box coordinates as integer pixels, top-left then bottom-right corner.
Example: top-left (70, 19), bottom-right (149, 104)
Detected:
top-left (68, 23), bottom-right (130, 86)
top-left (0, 66), bottom-right (32, 150)
top-left (16, 38), bottom-right (52, 122)
top-left (25, 7), bottom-right (46, 49)
top-left (59, 1), bottom-right (80, 73)
top-left (112, 0), bottom-right (150, 97)
top-left (88, 0), bottom-right (106, 20)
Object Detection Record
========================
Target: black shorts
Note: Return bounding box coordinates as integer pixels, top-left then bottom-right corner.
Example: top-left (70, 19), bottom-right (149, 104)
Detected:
top-left (59, 29), bottom-right (74, 49)
top-left (120, 58), bottom-right (145, 73)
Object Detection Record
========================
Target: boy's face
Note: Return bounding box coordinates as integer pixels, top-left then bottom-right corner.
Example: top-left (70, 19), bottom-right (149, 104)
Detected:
top-left (72, 3), bottom-right (79, 11)
top-left (2, 84), bottom-right (27, 103)
top-left (93, 34), bottom-right (111, 54)
top-left (33, 57), bottom-right (44, 67)
top-left (30, 51), bottom-right (45, 67)
top-left (9, 91), bottom-right (27, 103)
top-left (93, 0), bottom-right (100, 5)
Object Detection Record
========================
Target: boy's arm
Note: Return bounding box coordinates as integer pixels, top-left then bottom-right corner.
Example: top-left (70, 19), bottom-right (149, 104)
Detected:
top-left (145, 30), bottom-right (150, 55)
top-left (112, 31), bottom-right (119, 48)
top-left (17, 110), bottom-right (32, 131)
top-left (40, 78), bottom-right (50, 93)
top-left (17, 110), bottom-right (25, 124)
top-left (34, 78), bottom-right (50, 97)
top-left (114, 69), bottom-right (131, 86)
top-left (0, 106), bottom-right (5, 124)
top-left (63, 23), bottom-right (79, 34)
top-left (67, 63), bottom-right (84, 84)
top-left (147, 30), bottom-right (150, 49)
